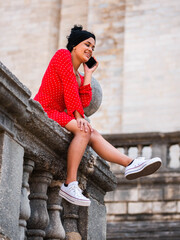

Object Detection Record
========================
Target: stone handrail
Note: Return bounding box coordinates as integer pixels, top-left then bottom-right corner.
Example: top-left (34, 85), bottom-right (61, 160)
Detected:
top-left (103, 131), bottom-right (180, 172)
top-left (0, 62), bottom-right (117, 240)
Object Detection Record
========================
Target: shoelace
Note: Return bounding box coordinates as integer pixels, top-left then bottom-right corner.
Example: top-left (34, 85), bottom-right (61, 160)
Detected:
top-left (133, 157), bottom-right (146, 166)
top-left (69, 185), bottom-right (84, 198)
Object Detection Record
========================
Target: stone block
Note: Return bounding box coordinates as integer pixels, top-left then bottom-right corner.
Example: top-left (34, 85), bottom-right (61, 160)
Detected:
top-left (139, 187), bottom-right (163, 201)
top-left (164, 184), bottom-right (180, 200)
top-left (152, 201), bottom-right (177, 214)
top-left (128, 202), bottom-right (152, 214)
top-left (177, 201), bottom-right (180, 213)
top-left (105, 188), bottom-right (138, 202)
top-left (106, 202), bottom-right (127, 214)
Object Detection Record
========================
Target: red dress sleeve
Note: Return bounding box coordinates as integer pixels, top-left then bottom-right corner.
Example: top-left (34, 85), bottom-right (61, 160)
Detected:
top-left (52, 49), bottom-right (85, 118)
top-left (79, 83), bottom-right (92, 108)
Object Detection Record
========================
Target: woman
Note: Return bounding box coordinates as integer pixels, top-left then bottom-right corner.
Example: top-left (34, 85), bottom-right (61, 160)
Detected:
top-left (34, 25), bottom-right (161, 207)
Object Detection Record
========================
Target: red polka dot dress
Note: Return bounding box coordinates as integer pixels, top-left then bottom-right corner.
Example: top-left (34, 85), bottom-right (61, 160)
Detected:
top-left (34, 49), bottom-right (92, 127)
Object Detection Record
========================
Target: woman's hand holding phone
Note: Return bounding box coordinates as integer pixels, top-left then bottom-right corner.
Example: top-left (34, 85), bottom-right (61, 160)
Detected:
top-left (85, 57), bottom-right (97, 68)
top-left (84, 56), bottom-right (98, 74)
top-left (83, 56), bottom-right (98, 86)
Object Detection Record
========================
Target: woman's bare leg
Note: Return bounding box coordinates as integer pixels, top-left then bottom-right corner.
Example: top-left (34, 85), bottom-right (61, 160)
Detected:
top-left (89, 130), bottom-right (132, 167)
top-left (64, 120), bottom-right (132, 184)
top-left (65, 119), bottom-right (91, 184)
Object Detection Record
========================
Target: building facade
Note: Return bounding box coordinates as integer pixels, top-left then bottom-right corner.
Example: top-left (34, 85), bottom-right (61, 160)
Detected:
top-left (1, 0), bottom-right (180, 134)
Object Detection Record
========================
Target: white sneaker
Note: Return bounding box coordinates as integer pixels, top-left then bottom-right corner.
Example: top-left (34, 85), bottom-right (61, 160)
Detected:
top-left (125, 157), bottom-right (162, 180)
top-left (59, 181), bottom-right (91, 206)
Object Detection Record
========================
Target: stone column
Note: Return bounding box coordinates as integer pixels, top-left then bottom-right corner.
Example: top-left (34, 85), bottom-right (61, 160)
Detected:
top-left (27, 171), bottom-right (53, 240)
top-left (0, 133), bottom-right (24, 240)
top-left (45, 181), bottom-right (65, 240)
top-left (19, 158), bottom-right (35, 240)
top-left (62, 200), bottom-right (82, 240)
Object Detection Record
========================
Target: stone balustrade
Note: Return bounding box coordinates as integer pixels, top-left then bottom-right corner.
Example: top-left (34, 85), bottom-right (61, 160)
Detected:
top-left (0, 62), bottom-right (117, 240)
top-left (103, 132), bottom-right (180, 240)
top-left (103, 131), bottom-right (180, 171)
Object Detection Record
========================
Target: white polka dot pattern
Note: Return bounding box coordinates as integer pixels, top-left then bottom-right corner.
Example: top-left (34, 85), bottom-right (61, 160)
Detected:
top-left (34, 49), bottom-right (92, 127)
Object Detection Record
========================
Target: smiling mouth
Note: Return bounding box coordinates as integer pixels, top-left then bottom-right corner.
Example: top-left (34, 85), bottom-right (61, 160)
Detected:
top-left (85, 53), bottom-right (91, 59)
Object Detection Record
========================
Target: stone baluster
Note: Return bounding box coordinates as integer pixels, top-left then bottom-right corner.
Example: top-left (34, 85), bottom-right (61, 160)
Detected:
top-left (19, 158), bottom-right (35, 240)
top-left (62, 200), bottom-right (82, 240)
top-left (124, 146), bottom-right (129, 156)
top-left (137, 144), bottom-right (143, 157)
top-left (45, 181), bottom-right (65, 240)
top-left (27, 171), bottom-right (52, 240)
top-left (152, 142), bottom-right (167, 169)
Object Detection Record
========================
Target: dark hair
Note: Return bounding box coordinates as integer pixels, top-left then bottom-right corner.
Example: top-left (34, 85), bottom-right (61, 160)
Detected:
top-left (66, 25), bottom-right (96, 52)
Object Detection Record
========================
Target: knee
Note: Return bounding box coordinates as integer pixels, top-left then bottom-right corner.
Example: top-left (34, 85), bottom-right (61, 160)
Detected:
top-left (88, 129), bottom-right (100, 145)
top-left (74, 128), bottom-right (92, 141)
top-left (91, 129), bottom-right (100, 137)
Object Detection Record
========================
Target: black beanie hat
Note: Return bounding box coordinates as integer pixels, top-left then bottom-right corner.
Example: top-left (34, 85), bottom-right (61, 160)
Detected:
top-left (66, 25), bottom-right (96, 52)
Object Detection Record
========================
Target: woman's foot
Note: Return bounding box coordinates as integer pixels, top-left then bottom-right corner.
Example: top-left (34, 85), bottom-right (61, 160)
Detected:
top-left (59, 181), bottom-right (91, 206)
top-left (125, 157), bottom-right (162, 180)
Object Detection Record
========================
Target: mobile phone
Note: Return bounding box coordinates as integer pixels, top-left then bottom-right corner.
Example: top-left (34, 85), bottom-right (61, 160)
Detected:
top-left (85, 57), bottom-right (97, 68)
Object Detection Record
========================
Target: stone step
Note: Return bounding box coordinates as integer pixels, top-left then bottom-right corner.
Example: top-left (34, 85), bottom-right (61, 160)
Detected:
top-left (107, 221), bottom-right (180, 240)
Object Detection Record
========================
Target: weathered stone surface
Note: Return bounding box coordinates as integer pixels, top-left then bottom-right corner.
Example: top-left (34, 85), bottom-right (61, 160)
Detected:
top-left (79, 198), bottom-right (107, 240)
top-left (62, 200), bottom-right (80, 237)
top-left (66, 232), bottom-right (82, 240)
top-left (19, 159), bottom-right (34, 240)
top-left (164, 184), bottom-right (180, 200)
top-left (138, 187), bottom-right (163, 201)
top-left (0, 232), bottom-right (10, 240)
top-left (152, 201), bottom-right (177, 214)
top-left (107, 221), bottom-right (180, 240)
top-left (45, 183), bottom-right (66, 239)
top-left (0, 133), bottom-right (24, 240)
top-left (27, 171), bottom-right (53, 240)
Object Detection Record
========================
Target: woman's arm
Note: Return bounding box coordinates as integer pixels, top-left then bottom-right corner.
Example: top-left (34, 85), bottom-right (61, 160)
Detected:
top-left (52, 49), bottom-right (85, 118)
top-left (78, 58), bottom-right (98, 108)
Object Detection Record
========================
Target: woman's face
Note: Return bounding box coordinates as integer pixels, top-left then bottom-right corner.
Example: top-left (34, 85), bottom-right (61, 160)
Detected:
top-left (74, 37), bottom-right (95, 63)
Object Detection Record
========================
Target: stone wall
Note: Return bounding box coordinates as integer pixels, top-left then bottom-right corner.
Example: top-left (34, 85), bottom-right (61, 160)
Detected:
top-left (0, 0), bottom-right (180, 134)
top-left (0, 0), bottom-right (61, 95)
top-left (122, 0), bottom-right (180, 133)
